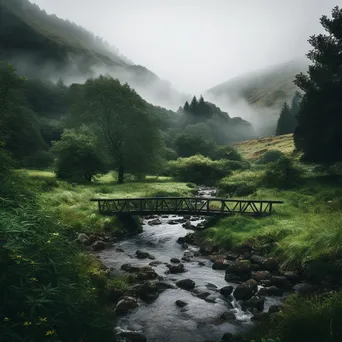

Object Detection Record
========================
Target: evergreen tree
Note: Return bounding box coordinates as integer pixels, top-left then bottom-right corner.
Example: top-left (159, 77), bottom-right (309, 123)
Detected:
top-left (276, 102), bottom-right (297, 135)
top-left (189, 96), bottom-right (198, 113)
top-left (290, 91), bottom-right (302, 117)
top-left (294, 6), bottom-right (342, 162)
top-left (183, 101), bottom-right (190, 112)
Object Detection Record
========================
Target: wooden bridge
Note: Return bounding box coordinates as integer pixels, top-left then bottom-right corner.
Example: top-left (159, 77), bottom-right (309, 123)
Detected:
top-left (91, 197), bottom-right (283, 217)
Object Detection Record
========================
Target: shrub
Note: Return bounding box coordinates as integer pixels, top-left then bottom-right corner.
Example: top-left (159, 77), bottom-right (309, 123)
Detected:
top-left (218, 181), bottom-right (256, 197)
top-left (255, 150), bottom-right (285, 164)
top-left (225, 160), bottom-right (251, 171)
top-left (212, 145), bottom-right (242, 161)
top-left (168, 154), bottom-right (228, 186)
top-left (260, 157), bottom-right (302, 188)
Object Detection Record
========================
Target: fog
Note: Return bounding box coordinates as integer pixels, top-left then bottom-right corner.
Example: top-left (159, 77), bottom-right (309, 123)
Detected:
top-left (30, 0), bottom-right (340, 94)
top-left (24, 0), bottom-right (342, 135)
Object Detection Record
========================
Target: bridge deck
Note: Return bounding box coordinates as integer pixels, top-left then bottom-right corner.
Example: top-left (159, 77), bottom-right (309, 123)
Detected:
top-left (91, 197), bottom-right (283, 217)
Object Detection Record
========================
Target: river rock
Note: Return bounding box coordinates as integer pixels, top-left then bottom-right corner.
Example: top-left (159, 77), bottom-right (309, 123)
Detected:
top-left (204, 295), bottom-right (217, 303)
top-left (233, 279), bottom-right (258, 300)
top-left (156, 281), bottom-right (177, 290)
top-left (250, 255), bottom-right (266, 265)
top-left (220, 311), bottom-right (236, 321)
top-left (182, 221), bottom-right (195, 229)
top-left (282, 271), bottom-right (300, 284)
top-left (220, 286), bottom-right (234, 297)
top-left (271, 276), bottom-right (293, 291)
top-left (199, 241), bottom-right (219, 255)
top-left (149, 261), bottom-right (162, 267)
top-left (183, 250), bottom-right (194, 258)
top-left (116, 248), bottom-right (125, 253)
top-left (117, 331), bottom-right (147, 342)
top-left (198, 261), bottom-right (206, 266)
top-left (226, 252), bottom-right (239, 261)
top-left (170, 258), bottom-right (180, 263)
top-left (177, 237), bottom-right (186, 244)
top-left (182, 256), bottom-right (191, 262)
top-left (161, 215), bottom-right (169, 218)
top-left (257, 286), bottom-right (283, 297)
top-left (135, 250), bottom-right (150, 259)
top-left (176, 278), bottom-right (195, 290)
top-left (243, 296), bottom-right (265, 311)
top-left (262, 257), bottom-right (279, 271)
top-left (192, 287), bottom-right (211, 299)
top-left (294, 283), bottom-right (318, 296)
top-left (212, 260), bottom-right (234, 270)
top-left (226, 260), bottom-right (252, 280)
top-left (184, 233), bottom-right (196, 244)
top-left (168, 220), bottom-right (178, 225)
top-left (77, 233), bottom-right (89, 244)
top-left (137, 281), bottom-right (159, 302)
top-left (252, 270), bottom-right (272, 282)
top-left (167, 263), bottom-right (185, 274)
top-left (92, 240), bottom-right (106, 251)
top-left (148, 218), bottom-right (162, 226)
top-left (121, 264), bottom-right (141, 273)
top-left (175, 300), bottom-right (188, 308)
top-left (115, 296), bottom-right (139, 315)
top-left (136, 267), bottom-right (158, 281)
top-left (268, 304), bottom-right (283, 314)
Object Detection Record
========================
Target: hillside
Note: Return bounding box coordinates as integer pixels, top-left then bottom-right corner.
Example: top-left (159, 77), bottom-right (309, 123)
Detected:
top-left (233, 133), bottom-right (295, 161)
top-left (0, 0), bottom-right (187, 109)
top-left (205, 59), bottom-right (307, 136)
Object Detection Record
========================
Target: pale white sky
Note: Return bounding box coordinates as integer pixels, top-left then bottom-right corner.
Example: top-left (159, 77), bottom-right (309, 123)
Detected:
top-left (30, 0), bottom-right (341, 93)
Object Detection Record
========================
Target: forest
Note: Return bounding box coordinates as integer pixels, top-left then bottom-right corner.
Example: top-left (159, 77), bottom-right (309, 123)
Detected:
top-left (1, 2), bottom-right (342, 342)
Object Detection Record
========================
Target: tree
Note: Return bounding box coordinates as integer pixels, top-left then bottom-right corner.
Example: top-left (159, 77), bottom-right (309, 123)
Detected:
top-left (189, 96), bottom-right (198, 113)
top-left (174, 133), bottom-right (217, 158)
top-left (276, 102), bottom-right (297, 135)
top-left (290, 91), bottom-right (302, 117)
top-left (68, 76), bottom-right (163, 183)
top-left (51, 126), bottom-right (106, 182)
top-left (294, 6), bottom-right (342, 162)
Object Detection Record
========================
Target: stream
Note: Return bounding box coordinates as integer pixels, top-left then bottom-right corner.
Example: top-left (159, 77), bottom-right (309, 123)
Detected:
top-left (99, 188), bottom-right (279, 342)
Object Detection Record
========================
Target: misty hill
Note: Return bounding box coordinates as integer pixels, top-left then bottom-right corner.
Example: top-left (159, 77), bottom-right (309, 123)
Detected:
top-left (0, 0), bottom-right (187, 109)
top-left (205, 59), bottom-right (307, 136)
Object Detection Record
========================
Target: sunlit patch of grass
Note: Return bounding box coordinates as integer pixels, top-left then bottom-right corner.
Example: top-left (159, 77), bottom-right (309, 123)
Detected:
top-left (233, 134), bottom-right (295, 161)
top-left (27, 170), bottom-right (194, 233)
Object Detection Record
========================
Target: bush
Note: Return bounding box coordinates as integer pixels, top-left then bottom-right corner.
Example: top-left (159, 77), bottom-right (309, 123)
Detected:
top-left (255, 150), bottom-right (285, 164)
top-left (212, 145), bottom-right (242, 161)
top-left (218, 181), bottom-right (256, 197)
top-left (260, 157), bottom-right (302, 188)
top-left (168, 154), bottom-right (228, 186)
top-left (225, 160), bottom-right (251, 171)
top-left (256, 292), bottom-right (342, 342)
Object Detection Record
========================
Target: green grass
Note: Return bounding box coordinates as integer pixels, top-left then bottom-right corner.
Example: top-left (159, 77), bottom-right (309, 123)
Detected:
top-left (25, 170), bottom-right (195, 233)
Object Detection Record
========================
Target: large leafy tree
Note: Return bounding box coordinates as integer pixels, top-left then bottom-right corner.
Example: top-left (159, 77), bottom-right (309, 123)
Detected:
top-left (294, 6), bottom-right (342, 162)
top-left (68, 76), bottom-right (163, 183)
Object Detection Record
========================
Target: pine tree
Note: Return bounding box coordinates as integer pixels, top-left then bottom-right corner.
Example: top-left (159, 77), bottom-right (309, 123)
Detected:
top-left (183, 101), bottom-right (190, 112)
top-left (294, 6), bottom-right (342, 162)
top-left (189, 96), bottom-right (198, 113)
top-left (276, 102), bottom-right (297, 135)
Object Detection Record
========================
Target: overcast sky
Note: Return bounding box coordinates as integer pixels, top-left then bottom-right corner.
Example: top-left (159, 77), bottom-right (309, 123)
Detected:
top-left (30, 0), bottom-right (341, 93)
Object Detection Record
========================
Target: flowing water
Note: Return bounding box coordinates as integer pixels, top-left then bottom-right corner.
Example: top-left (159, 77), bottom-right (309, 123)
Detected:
top-left (99, 188), bottom-right (278, 342)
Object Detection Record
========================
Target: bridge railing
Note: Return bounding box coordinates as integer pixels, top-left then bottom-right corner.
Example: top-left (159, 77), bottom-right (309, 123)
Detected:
top-left (90, 197), bottom-right (283, 217)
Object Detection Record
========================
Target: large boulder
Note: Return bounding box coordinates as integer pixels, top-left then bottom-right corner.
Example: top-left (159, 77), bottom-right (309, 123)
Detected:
top-left (136, 267), bottom-right (159, 281)
top-left (243, 296), bottom-right (265, 311)
top-left (136, 250), bottom-right (155, 259)
top-left (226, 260), bottom-right (252, 280)
top-left (252, 271), bottom-right (272, 282)
top-left (233, 279), bottom-right (258, 300)
top-left (92, 240), bottom-right (106, 251)
top-left (220, 286), bottom-right (234, 297)
top-left (271, 276), bottom-right (293, 291)
top-left (176, 278), bottom-right (196, 291)
top-left (262, 258), bottom-right (279, 271)
top-left (115, 296), bottom-right (139, 315)
top-left (137, 281), bottom-right (159, 302)
top-left (250, 255), bottom-right (266, 265)
top-left (167, 263), bottom-right (185, 274)
top-left (199, 241), bottom-right (218, 255)
top-left (170, 258), bottom-right (181, 264)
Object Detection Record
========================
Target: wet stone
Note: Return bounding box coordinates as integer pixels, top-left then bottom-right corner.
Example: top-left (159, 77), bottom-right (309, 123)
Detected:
top-left (175, 300), bottom-right (188, 308)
